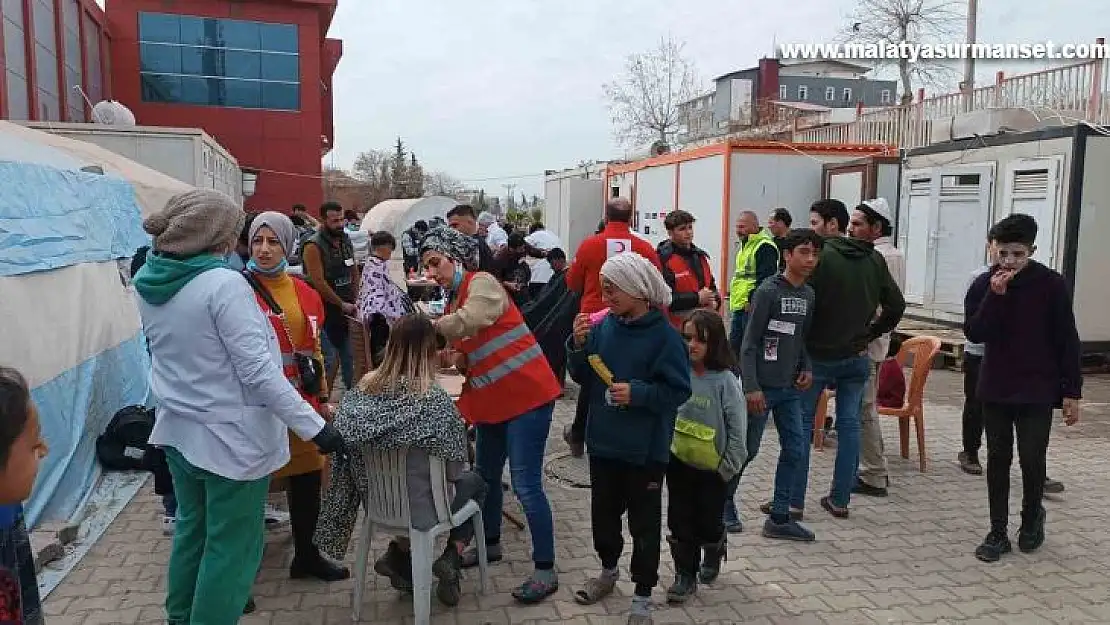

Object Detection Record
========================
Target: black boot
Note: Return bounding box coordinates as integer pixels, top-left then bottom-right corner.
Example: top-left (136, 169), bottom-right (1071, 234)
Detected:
top-left (433, 545), bottom-right (463, 606)
top-left (290, 549), bottom-right (351, 582)
top-left (287, 471), bottom-right (350, 582)
top-left (665, 537), bottom-right (698, 604)
top-left (374, 540), bottom-right (414, 591)
top-left (698, 537), bottom-right (727, 584)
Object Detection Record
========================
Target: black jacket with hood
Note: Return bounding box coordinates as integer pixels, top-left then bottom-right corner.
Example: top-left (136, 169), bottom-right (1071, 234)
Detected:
top-left (806, 236), bottom-right (906, 361)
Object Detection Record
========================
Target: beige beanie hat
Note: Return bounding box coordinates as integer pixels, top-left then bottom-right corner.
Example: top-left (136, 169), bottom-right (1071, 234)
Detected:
top-left (144, 189), bottom-right (245, 256)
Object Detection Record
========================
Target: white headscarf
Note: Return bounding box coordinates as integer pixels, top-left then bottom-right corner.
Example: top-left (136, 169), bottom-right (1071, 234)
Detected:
top-left (600, 252), bottom-right (672, 308)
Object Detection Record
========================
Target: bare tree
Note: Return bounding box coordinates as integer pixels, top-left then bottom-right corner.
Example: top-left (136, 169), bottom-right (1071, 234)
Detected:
top-left (602, 35), bottom-right (703, 147)
top-left (423, 171), bottom-right (464, 197)
top-left (839, 0), bottom-right (964, 104)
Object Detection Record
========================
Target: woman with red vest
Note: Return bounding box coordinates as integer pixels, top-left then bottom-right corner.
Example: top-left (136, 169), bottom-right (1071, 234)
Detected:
top-left (656, 210), bottom-right (720, 328)
top-left (420, 226), bottom-right (562, 605)
top-left (244, 212), bottom-right (350, 583)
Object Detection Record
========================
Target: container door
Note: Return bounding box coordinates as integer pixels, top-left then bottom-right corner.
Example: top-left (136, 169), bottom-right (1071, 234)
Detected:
top-left (931, 163), bottom-right (995, 314)
top-left (898, 169), bottom-right (933, 306)
top-left (828, 170), bottom-right (864, 208)
top-left (999, 156), bottom-right (1064, 269)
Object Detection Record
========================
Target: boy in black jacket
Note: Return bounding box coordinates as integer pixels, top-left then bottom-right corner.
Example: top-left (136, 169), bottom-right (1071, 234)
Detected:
top-left (964, 213), bottom-right (1082, 563)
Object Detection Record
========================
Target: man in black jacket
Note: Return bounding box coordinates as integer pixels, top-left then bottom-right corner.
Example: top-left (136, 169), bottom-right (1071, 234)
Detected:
top-left (447, 204), bottom-right (500, 274)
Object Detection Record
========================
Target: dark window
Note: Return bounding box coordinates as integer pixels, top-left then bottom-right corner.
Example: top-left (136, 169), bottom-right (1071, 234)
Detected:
top-left (138, 12), bottom-right (300, 111)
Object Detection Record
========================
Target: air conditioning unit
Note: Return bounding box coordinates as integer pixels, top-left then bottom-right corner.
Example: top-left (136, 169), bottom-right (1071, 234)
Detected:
top-left (929, 107), bottom-right (1075, 144)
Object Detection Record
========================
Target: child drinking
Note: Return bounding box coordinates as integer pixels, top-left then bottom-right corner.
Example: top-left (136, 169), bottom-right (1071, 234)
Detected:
top-left (567, 252), bottom-right (692, 625)
top-left (665, 310), bottom-right (747, 603)
top-left (0, 367), bottom-right (49, 625)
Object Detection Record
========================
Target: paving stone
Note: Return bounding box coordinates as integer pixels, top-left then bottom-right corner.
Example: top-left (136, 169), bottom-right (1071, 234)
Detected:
top-left (38, 372), bottom-right (1110, 623)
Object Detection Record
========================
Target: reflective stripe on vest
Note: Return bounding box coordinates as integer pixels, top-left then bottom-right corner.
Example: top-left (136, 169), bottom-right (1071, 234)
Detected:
top-left (467, 323), bottom-right (530, 365)
top-left (469, 343), bottom-right (545, 390)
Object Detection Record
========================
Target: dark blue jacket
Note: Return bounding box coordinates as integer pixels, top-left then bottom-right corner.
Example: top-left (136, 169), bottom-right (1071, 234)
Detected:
top-left (568, 308), bottom-right (692, 466)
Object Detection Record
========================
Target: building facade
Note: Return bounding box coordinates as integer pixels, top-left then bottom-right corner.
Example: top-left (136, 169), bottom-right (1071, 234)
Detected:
top-left (0, 0), bottom-right (113, 121)
top-left (105, 0), bottom-right (342, 212)
top-left (678, 58), bottom-right (897, 143)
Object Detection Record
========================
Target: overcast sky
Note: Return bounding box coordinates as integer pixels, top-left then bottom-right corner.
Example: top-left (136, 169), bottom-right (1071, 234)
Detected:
top-left (325, 0), bottom-right (1106, 199)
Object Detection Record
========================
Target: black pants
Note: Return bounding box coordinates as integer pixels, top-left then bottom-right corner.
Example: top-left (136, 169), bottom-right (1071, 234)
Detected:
top-left (962, 354), bottom-right (984, 456)
top-left (287, 470), bottom-right (324, 563)
top-left (570, 374), bottom-right (592, 443)
top-left (665, 456), bottom-right (726, 573)
top-left (589, 456), bottom-right (664, 595)
top-left (367, 314), bottom-right (390, 368)
top-left (983, 403), bottom-right (1052, 532)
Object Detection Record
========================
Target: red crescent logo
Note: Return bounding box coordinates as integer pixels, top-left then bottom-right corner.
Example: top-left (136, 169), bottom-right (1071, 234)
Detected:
top-left (615, 241), bottom-right (627, 252)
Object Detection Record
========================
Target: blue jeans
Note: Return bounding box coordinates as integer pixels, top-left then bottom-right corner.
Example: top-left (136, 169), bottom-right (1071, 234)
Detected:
top-left (792, 356), bottom-right (871, 509)
top-left (322, 331), bottom-right (355, 390)
top-left (163, 493), bottom-right (178, 517)
top-left (474, 402), bottom-right (556, 564)
top-left (763, 387), bottom-right (805, 517)
top-left (723, 410), bottom-right (770, 524)
top-left (728, 310), bottom-right (749, 360)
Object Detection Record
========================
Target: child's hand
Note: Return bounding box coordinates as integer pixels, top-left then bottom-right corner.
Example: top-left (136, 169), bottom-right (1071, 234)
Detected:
top-left (746, 391), bottom-right (766, 416)
top-left (573, 313), bottom-right (590, 347)
top-left (795, 371), bottom-right (813, 390)
top-left (990, 268), bottom-right (1017, 295)
top-left (609, 383), bottom-right (632, 405)
top-left (1063, 398), bottom-right (1080, 425)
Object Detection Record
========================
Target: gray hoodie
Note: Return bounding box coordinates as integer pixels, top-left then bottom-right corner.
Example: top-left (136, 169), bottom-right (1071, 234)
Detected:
top-left (674, 370), bottom-right (748, 481)
top-left (740, 274), bottom-right (814, 393)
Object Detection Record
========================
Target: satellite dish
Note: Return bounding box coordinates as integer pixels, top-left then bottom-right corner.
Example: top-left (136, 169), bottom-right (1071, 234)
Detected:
top-left (650, 140), bottom-right (670, 156)
top-left (91, 100), bottom-right (137, 126)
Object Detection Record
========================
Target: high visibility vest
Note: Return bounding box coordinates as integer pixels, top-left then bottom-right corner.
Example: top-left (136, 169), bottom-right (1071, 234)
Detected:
top-left (449, 272), bottom-right (561, 425)
top-left (728, 229), bottom-right (777, 312)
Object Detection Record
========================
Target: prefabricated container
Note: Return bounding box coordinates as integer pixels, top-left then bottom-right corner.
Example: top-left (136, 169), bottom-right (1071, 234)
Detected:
top-left (544, 164), bottom-right (609, 257)
top-left (607, 140), bottom-right (887, 293)
top-left (898, 124), bottom-right (1110, 351)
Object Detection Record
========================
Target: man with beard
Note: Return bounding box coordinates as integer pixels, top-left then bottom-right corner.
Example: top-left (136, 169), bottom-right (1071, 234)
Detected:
top-left (303, 201), bottom-right (360, 391)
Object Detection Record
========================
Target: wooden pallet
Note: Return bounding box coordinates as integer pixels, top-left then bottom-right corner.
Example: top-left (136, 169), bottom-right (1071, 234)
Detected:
top-left (894, 321), bottom-right (966, 370)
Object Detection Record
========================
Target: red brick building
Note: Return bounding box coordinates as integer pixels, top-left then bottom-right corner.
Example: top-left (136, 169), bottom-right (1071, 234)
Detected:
top-left (105, 0), bottom-right (341, 212)
top-left (0, 0), bottom-right (113, 121)
top-left (0, 0), bottom-right (341, 213)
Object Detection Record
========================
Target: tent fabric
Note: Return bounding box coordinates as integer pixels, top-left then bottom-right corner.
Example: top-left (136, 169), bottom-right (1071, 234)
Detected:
top-left (360, 196), bottom-right (459, 238)
top-left (0, 121), bottom-right (192, 219)
top-left (0, 162), bottom-right (148, 277)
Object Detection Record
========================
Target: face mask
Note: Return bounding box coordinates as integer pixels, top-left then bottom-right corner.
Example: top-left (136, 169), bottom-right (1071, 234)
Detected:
top-left (450, 263), bottom-right (464, 292)
top-left (247, 258), bottom-right (288, 277)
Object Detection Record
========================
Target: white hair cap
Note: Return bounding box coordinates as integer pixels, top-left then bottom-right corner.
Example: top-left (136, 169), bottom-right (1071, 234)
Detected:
top-left (600, 252), bottom-right (673, 308)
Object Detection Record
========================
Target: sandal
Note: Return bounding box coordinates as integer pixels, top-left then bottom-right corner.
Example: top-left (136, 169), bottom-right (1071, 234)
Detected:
top-left (511, 577), bottom-right (559, 604)
top-left (573, 575), bottom-right (617, 605)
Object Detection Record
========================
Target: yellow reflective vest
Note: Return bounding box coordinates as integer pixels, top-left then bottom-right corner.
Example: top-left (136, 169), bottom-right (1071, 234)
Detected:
top-left (728, 229), bottom-right (778, 312)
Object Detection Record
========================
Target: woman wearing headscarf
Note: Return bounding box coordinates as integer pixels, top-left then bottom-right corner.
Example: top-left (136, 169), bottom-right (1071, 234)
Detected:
top-left (243, 211), bottom-right (350, 582)
top-left (133, 190), bottom-right (347, 625)
top-left (419, 226), bottom-right (562, 604)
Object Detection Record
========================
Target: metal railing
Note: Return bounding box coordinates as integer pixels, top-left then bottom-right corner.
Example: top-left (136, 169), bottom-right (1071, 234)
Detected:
top-left (791, 42), bottom-right (1108, 149)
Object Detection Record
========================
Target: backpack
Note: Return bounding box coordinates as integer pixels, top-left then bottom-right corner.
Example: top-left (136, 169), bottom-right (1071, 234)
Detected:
top-left (96, 406), bottom-right (156, 471)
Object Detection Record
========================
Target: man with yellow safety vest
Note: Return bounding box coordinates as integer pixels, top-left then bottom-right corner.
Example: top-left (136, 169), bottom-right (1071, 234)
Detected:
top-left (727, 211), bottom-right (780, 362)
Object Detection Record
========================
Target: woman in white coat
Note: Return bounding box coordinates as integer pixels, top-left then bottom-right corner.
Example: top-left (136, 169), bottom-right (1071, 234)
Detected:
top-left (133, 189), bottom-right (347, 625)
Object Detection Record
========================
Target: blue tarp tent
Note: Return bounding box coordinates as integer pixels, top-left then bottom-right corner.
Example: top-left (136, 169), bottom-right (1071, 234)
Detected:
top-left (0, 134), bottom-right (152, 528)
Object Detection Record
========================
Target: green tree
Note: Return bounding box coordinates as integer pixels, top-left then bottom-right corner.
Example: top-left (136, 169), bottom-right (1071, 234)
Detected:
top-left (390, 137), bottom-right (408, 198)
top-left (408, 153), bottom-right (425, 197)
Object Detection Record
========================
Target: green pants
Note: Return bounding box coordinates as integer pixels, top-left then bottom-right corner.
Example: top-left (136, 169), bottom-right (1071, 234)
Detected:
top-left (164, 447), bottom-right (269, 625)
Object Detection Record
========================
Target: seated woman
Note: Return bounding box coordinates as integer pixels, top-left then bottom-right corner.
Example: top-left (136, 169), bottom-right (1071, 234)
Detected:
top-left (314, 314), bottom-right (486, 607)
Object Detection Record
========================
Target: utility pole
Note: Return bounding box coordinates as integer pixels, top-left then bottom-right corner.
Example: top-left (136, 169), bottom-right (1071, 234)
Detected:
top-left (961, 0), bottom-right (978, 111)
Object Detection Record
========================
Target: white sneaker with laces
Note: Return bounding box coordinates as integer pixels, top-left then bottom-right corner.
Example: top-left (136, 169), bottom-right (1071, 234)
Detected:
top-left (162, 516), bottom-right (176, 536)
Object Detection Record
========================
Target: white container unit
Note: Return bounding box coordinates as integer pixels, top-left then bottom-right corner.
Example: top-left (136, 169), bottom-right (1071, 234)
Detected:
top-left (544, 164), bottom-right (609, 258)
top-left (21, 122), bottom-right (244, 204)
top-left (607, 142), bottom-right (882, 293)
top-left (898, 124), bottom-right (1110, 350)
top-left (821, 155), bottom-right (901, 209)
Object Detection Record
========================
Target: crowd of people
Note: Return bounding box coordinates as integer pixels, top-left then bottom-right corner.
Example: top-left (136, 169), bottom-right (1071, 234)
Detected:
top-left (0, 188), bottom-right (1084, 625)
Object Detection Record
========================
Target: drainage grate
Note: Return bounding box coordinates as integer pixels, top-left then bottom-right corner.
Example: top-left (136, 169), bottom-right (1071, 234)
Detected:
top-left (545, 453), bottom-right (591, 488)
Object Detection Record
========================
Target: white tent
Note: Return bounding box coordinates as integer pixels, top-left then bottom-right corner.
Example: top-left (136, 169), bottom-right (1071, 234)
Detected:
top-left (0, 121), bottom-right (191, 218)
top-left (0, 141), bottom-right (151, 529)
top-left (360, 196), bottom-right (459, 237)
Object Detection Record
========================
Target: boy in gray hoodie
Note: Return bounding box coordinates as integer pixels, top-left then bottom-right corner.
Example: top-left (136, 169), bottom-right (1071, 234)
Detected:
top-left (739, 229), bottom-right (822, 541)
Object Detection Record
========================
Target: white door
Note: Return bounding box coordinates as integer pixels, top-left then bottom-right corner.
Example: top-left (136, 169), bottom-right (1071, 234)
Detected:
top-left (999, 156), bottom-right (1064, 269)
top-left (898, 170), bottom-right (932, 306)
top-left (829, 170), bottom-right (864, 209)
top-left (931, 164), bottom-right (995, 313)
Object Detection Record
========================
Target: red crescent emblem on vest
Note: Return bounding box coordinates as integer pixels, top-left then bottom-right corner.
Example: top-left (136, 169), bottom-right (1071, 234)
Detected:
top-left (615, 241), bottom-right (627, 252)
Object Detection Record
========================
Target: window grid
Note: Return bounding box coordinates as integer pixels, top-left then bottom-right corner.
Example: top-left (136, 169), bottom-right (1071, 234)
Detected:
top-left (138, 12), bottom-right (300, 111)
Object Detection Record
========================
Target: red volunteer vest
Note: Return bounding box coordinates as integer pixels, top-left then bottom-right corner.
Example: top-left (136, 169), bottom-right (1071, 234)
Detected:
top-left (663, 252), bottom-right (715, 329)
top-left (252, 276), bottom-right (326, 411)
top-left (448, 272), bottom-right (561, 425)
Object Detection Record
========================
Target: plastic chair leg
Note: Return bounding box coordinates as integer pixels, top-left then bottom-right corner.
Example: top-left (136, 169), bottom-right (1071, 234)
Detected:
top-left (410, 531), bottom-right (435, 625)
top-left (915, 412), bottom-right (927, 472)
top-left (351, 520), bottom-right (374, 622)
top-left (473, 510), bottom-right (489, 594)
top-left (898, 416), bottom-right (911, 459)
top-left (813, 391), bottom-right (828, 450)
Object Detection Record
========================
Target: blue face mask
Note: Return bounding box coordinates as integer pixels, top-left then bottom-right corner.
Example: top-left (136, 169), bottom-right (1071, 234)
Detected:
top-left (247, 258), bottom-right (288, 277)
top-left (450, 263), bottom-right (464, 292)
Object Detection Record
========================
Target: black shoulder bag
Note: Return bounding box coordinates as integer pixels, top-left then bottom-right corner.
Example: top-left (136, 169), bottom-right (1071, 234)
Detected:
top-left (243, 271), bottom-right (324, 396)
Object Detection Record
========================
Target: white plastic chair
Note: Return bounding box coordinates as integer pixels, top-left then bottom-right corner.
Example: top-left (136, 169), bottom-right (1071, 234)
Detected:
top-left (351, 446), bottom-right (488, 623)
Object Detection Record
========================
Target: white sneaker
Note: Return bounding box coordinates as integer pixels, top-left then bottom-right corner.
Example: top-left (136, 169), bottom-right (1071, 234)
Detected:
top-left (264, 505), bottom-right (290, 530)
top-left (162, 515), bottom-right (176, 536)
